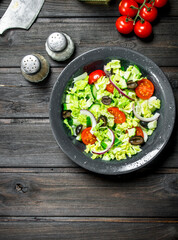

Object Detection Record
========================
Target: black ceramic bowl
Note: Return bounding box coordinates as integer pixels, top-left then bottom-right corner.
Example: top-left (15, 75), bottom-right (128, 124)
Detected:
top-left (49, 47), bottom-right (175, 175)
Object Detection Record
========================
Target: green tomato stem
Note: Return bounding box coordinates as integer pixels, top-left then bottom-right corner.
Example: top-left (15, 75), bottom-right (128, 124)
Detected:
top-left (133, 0), bottom-right (147, 24)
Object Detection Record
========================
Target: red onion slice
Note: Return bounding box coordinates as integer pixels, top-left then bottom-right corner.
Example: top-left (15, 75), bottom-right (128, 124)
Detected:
top-left (80, 109), bottom-right (97, 134)
top-left (109, 77), bottom-right (134, 101)
top-left (92, 128), bottom-right (115, 155)
top-left (132, 103), bottom-right (160, 122)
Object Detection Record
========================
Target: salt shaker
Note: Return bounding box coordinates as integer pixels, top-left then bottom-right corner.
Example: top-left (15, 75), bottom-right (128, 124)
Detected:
top-left (21, 54), bottom-right (50, 83)
top-left (45, 32), bottom-right (75, 61)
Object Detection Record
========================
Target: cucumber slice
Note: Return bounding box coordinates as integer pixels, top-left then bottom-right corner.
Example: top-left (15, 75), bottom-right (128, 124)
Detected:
top-left (101, 141), bottom-right (107, 150)
top-left (63, 103), bottom-right (67, 110)
top-left (91, 84), bottom-right (97, 99)
top-left (86, 116), bottom-right (92, 127)
top-left (114, 138), bottom-right (122, 147)
top-left (89, 103), bottom-right (101, 113)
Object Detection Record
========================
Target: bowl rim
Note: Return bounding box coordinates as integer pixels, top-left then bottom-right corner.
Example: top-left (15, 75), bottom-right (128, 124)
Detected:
top-left (49, 47), bottom-right (176, 175)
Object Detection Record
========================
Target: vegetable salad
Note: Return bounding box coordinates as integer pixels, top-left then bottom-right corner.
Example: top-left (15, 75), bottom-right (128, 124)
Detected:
top-left (63, 60), bottom-right (161, 161)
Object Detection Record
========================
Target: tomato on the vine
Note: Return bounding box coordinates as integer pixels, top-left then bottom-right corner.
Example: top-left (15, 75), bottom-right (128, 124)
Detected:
top-left (88, 70), bottom-right (105, 85)
top-left (106, 83), bottom-right (114, 94)
top-left (81, 127), bottom-right (97, 145)
top-left (119, 0), bottom-right (138, 18)
top-left (135, 78), bottom-right (154, 99)
top-left (116, 16), bottom-right (134, 34)
top-left (154, 0), bottom-right (168, 8)
top-left (140, 3), bottom-right (158, 22)
top-left (108, 107), bottom-right (126, 124)
top-left (134, 20), bottom-right (152, 38)
top-left (135, 0), bottom-right (148, 3)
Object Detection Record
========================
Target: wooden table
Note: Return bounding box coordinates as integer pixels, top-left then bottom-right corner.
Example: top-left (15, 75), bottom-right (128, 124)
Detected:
top-left (0, 0), bottom-right (178, 239)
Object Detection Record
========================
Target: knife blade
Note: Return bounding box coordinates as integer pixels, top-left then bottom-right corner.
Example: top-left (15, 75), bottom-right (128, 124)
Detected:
top-left (0, 0), bottom-right (45, 35)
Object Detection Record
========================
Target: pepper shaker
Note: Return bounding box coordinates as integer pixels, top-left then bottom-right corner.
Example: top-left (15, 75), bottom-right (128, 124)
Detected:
top-left (45, 32), bottom-right (75, 61)
top-left (21, 54), bottom-right (50, 83)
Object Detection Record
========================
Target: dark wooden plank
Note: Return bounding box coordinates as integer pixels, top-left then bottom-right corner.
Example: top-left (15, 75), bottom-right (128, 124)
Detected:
top-left (0, 0), bottom-right (177, 17)
top-left (0, 172), bottom-right (178, 216)
top-left (0, 168), bottom-right (178, 174)
top-left (0, 18), bottom-right (177, 67)
top-left (0, 116), bottom-right (178, 168)
top-left (0, 119), bottom-right (76, 167)
top-left (0, 217), bottom-right (178, 240)
top-left (0, 67), bottom-right (177, 118)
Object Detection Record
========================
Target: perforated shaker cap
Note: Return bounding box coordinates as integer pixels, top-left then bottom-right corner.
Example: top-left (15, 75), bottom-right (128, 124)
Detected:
top-left (47, 32), bottom-right (67, 52)
top-left (21, 55), bottom-right (41, 75)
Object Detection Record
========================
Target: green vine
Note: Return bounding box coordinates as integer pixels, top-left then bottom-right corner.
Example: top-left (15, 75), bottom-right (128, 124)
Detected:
top-left (131, 0), bottom-right (155, 24)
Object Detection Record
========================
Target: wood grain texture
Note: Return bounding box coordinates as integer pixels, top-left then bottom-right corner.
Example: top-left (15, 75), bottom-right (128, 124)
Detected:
top-left (0, 116), bottom-right (177, 168)
top-left (0, 172), bottom-right (178, 217)
top-left (0, 217), bottom-right (178, 240)
top-left (0, 0), bottom-right (177, 17)
top-left (0, 18), bottom-right (177, 67)
top-left (0, 67), bottom-right (177, 118)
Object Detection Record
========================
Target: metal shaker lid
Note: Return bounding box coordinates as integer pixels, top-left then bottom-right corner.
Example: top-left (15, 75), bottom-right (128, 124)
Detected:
top-left (21, 55), bottom-right (41, 75)
top-left (46, 32), bottom-right (67, 52)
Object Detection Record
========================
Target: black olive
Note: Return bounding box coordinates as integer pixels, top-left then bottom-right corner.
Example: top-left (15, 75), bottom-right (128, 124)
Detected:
top-left (140, 121), bottom-right (148, 128)
top-left (127, 80), bottom-right (138, 90)
top-left (76, 124), bottom-right (83, 135)
top-left (62, 110), bottom-right (71, 119)
top-left (101, 96), bottom-right (112, 105)
top-left (97, 115), bottom-right (107, 127)
top-left (129, 136), bottom-right (144, 145)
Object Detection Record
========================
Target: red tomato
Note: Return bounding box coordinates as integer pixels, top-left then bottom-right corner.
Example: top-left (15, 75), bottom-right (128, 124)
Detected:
top-left (135, 78), bottom-right (154, 99)
top-left (116, 16), bottom-right (134, 34)
top-left (140, 3), bottom-right (158, 22)
top-left (134, 20), bottom-right (152, 38)
top-left (81, 127), bottom-right (97, 145)
top-left (126, 127), bottom-right (144, 138)
top-left (135, 127), bottom-right (144, 138)
top-left (154, 0), bottom-right (168, 8)
top-left (88, 70), bottom-right (105, 85)
top-left (119, 0), bottom-right (138, 18)
top-left (135, 0), bottom-right (148, 3)
top-left (108, 107), bottom-right (126, 124)
top-left (106, 83), bottom-right (114, 94)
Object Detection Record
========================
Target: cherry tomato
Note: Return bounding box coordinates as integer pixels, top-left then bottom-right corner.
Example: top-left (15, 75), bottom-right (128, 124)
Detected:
top-left (135, 127), bottom-right (144, 138)
top-left (108, 107), bottom-right (126, 124)
top-left (134, 20), bottom-right (152, 38)
top-left (81, 127), bottom-right (97, 145)
top-left (119, 0), bottom-right (138, 18)
top-left (116, 16), bottom-right (134, 34)
top-left (106, 83), bottom-right (114, 94)
top-left (88, 70), bottom-right (105, 85)
top-left (154, 0), bottom-right (168, 8)
top-left (135, 78), bottom-right (154, 99)
top-left (126, 127), bottom-right (144, 138)
top-left (135, 0), bottom-right (148, 3)
top-left (140, 3), bottom-right (158, 22)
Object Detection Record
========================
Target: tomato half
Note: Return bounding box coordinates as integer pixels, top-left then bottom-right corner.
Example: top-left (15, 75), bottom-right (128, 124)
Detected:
top-left (135, 78), bottom-right (154, 99)
top-left (154, 0), bottom-right (168, 8)
top-left (108, 107), bottom-right (126, 124)
top-left (140, 3), bottom-right (158, 22)
top-left (119, 0), bottom-right (138, 18)
top-left (88, 70), bottom-right (105, 85)
top-left (81, 127), bottom-right (97, 145)
top-left (134, 20), bottom-right (152, 38)
top-left (115, 16), bottom-right (134, 35)
top-left (135, 127), bottom-right (144, 138)
top-left (106, 83), bottom-right (114, 94)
